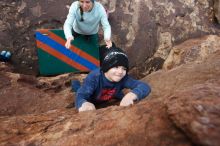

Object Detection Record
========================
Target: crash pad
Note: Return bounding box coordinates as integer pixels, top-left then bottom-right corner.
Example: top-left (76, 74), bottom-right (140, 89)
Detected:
top-left (35, 29), bottom-right (100, 75)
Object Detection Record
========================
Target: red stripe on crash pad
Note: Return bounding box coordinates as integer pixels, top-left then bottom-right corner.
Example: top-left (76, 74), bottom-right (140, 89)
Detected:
top-left (36, 40), bottom-right (89, 71)
top-left (37, 29), bottom-right (100, 66)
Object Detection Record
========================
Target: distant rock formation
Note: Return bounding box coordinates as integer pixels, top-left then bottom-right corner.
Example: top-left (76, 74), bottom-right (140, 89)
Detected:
top-left (163, 35), bottom-right (220, 70)
top-left (0, 0), bottom-right (220, 76)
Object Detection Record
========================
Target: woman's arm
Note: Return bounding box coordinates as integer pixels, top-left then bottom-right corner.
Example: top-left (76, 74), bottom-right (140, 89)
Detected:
top-left (99, 4), bottom-right (112, 48)
top-left (64, 2), bottom-right (78, 40)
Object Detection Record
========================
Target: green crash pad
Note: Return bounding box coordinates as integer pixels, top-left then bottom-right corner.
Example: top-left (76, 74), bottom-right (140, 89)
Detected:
top-left (35, 29), bottom-right (100, 75)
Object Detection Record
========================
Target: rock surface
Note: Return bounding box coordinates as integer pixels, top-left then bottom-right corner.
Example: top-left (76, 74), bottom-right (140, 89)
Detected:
top-left (163, 35), bottom-right (220, 70)
top-left (167, 83), bottom-right (220, 146)
top-left (0, 63), bottom-right (86, 116)
top-left (0, 0), bottom-right (220, 145)
top-left (1, 0), bottom-right (220, 75)
top-left (0, 37), bottom-right (219, 146)
top-left (144, 50), bottom-right (220, 146)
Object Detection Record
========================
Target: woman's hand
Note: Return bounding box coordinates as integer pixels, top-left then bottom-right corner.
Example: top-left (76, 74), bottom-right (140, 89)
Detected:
top-left (65, 36), bottom-right (74, 49)
top-left (105, 40), bottom-right (112, 48)
top-left (120, 92), bottom-right (137, 106)
top-left (79, 102), bottom-right (96, 112)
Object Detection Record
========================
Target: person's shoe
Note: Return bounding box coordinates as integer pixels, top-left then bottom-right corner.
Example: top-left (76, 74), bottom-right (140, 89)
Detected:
top-left (71, 80), bottom-right (81, 92)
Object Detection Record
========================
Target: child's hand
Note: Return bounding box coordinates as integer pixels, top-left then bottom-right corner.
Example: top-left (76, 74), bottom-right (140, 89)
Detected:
top-left (79, 102), bottom-right (96, 112)
top-left (65, 36), bottom-right (74, 49)
top-left (120, 92), bottom-right (137, 106)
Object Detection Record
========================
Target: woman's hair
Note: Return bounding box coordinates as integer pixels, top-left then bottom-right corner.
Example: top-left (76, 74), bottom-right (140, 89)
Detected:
top-left (79, 6), bottom-right (84, 21)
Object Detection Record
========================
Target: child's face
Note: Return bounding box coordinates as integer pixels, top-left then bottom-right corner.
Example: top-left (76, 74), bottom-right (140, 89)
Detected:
top-left (104, 66), bottom-right (127, 82)
top-left (79, 0), bottom-right (93, 12)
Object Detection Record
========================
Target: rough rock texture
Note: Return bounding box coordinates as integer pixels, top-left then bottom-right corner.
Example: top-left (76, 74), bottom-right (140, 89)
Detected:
top-left (0, 62), bottom-right (86, 116)
top-left (167, 83), bottom-right (220, 146)
top-left (144, 50), bottom-right (220, 146)
top-left (0, 0), bottom-right (72, 75)
top-left (163, 35), bottom-right (220, 70)
top-left (145, 50), bottom-right (220, 99)
top-left (0, 37), bottom-right (219, 146)
top-left (0, 101), bottom-right (192, 146)
top-left (1, 0), bottom-right (220, 76)
top-left (92, 0), bottom-right (220, 76)
top-left (0, 0), bottom-right (220, 145)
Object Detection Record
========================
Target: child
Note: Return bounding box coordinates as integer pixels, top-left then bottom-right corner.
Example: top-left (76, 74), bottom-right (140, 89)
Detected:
top-left (75, 46), bottom-right (151, 112)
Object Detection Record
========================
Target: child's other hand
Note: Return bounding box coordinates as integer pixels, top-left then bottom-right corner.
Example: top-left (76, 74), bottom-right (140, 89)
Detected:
top-left (120, 92), bottom-right (137, 106)
top-left (79, 102), bottom-right (96, 112)
top-left (65, 37), bottom-right (74, 49)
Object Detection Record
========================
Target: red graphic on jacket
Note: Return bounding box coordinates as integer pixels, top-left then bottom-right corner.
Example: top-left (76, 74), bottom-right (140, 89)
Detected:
top-left (99, 88), bottom-right (116, 101)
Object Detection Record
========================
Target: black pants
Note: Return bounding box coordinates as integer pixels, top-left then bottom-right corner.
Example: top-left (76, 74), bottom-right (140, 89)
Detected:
top-left (72, 30), bottom-right (92, 41)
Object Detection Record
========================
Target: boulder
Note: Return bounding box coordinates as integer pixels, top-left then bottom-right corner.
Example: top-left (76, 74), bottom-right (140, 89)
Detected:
top-left (1, 0), bottom-right (220, 75)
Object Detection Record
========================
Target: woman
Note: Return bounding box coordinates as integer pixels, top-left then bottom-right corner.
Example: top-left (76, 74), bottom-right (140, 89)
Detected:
top-left (64, 0), bottom-right (112, 49)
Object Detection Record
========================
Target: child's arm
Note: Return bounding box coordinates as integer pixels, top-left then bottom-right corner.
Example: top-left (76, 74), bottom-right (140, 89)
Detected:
top-left (100, 4), bottom-right (112, 48)
top-left (125, 76), bottom-right (151, 100)
top-left (75, 72), bottom-right (98, 111)
top-left (120, 76), bottom-right (151, 106)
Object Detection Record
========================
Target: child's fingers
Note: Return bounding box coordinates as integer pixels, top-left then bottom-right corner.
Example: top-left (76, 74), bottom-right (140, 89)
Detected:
top-left (79, 102), bottom-right (96, 112)
top-left (120, 97), bottom-right (134, 106)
